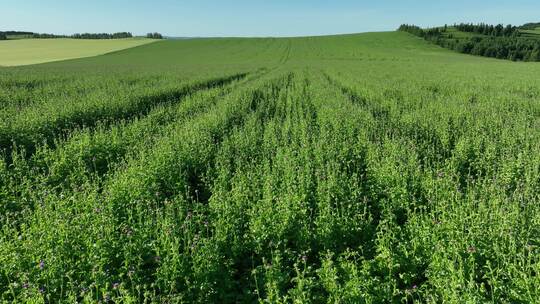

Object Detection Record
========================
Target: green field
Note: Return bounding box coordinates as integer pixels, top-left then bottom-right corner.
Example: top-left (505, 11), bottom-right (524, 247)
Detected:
top-left (0, 38), bottom-right (156, 66)
top-left (1, 31), bottom-right (539, 303)
top-left (522, 26), bottom-right (540, 33)
top-left (521, 27), bottom-right (540, 38)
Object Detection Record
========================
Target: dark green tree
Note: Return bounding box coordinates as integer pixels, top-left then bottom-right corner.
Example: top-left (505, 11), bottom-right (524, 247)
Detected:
top-left (147, 32), bottom-right (164, 39)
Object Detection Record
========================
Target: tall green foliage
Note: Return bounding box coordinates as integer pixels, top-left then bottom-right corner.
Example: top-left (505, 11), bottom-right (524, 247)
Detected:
top-left (0, 31), bottom-right (539, 303)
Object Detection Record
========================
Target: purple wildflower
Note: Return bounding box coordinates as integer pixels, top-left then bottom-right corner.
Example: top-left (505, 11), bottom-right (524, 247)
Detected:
top-left (39, 260), bottom-right (44, 270)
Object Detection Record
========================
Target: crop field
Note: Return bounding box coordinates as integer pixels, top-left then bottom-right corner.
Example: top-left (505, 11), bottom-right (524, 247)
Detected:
top-left (521, 28), bottom-right (540, 38)
top-left (0, 38), bottom-right (156, 66)
top-left (0, 31), bottom-right (539, 303)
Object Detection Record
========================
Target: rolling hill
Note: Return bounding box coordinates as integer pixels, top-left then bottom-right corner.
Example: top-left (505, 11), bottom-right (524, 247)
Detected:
top-left (0, 31), bottom-right (539, 303)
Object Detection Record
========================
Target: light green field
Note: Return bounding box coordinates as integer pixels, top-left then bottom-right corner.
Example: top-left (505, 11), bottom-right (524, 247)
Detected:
top-left (0, 38), bottom-right (156, 66)
top-left (523, 26), bottom-right (540, 33)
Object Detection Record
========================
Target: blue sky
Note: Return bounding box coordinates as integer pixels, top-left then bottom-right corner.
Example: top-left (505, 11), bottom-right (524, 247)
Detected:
top-left (2, 0), bottom-right (540, 37)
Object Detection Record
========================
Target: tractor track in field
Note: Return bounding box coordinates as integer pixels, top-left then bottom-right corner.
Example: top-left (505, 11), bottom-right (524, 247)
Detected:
top-left (323, 71), bottom-right (459, 172)
top-left (0, 69), bottom-right (285, 216)
top-left (0, 68), bottom-right (278, 191)
top-left (279, 40), bottom-right (292, 65)
top-left (0, 72), bottom-right (253, 161)
top-left (99, 72), bottom-right (296, 217)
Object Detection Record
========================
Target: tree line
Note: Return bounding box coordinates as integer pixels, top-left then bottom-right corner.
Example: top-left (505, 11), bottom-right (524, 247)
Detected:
top-left (455, 23), bottom-right (520, 37)
top-left (398, 23), bottom-right (540, 62)
top-left (0, 31), bottom-right (34, 40)
top-left (146, 32), bottom-right (164, 39)
top-left (0, 30), bottom-right (165, 40)
top-left (33, 32), bottom-right (133, 39)
top-left (398, 24), bottom-right (443, 39)
top-left (1, 31), bottom-right (33, 35)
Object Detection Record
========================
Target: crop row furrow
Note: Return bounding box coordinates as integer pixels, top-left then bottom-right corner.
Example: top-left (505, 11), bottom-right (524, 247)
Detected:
top-left (320, 69), bottom-right (540, 302)
top-left (0, 72), bottom-right (293, 301)
top-left (174, 71), bottom-right (378, 301)
top-left (0, 69), bottom-right (273, 225)
top-left (0, 72), bottom-right (249, 159)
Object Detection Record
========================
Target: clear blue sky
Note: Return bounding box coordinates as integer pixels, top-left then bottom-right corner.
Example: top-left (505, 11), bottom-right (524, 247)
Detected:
top-left (2, 0), bottom-right (540, 37)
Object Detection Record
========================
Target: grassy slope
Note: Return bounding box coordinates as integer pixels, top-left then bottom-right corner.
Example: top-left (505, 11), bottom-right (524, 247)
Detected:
top-left (40, 31), bottom-right (488, 72)
top-left (0, 38), bottom-right (156, 66)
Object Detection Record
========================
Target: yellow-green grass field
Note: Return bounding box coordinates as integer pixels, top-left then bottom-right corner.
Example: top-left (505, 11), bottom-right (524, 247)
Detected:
top-left (0, 38), bottom-right (156, 66)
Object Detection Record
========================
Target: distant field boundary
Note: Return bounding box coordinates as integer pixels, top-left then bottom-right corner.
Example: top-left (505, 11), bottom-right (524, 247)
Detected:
top-left (0, 38), bottom-right (158, 67)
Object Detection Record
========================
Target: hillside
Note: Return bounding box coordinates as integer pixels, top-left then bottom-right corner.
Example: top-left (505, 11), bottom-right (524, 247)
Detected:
top-left (0, 38), bottom-right (157, 66)
top-left (0, 32), bottom-right (539, 303)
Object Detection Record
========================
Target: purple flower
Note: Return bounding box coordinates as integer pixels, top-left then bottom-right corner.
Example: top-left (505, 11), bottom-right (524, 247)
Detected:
top-left (38, 260), bottom-right (44, 270)
top-left (412, 285), bottom-right (418, 289)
